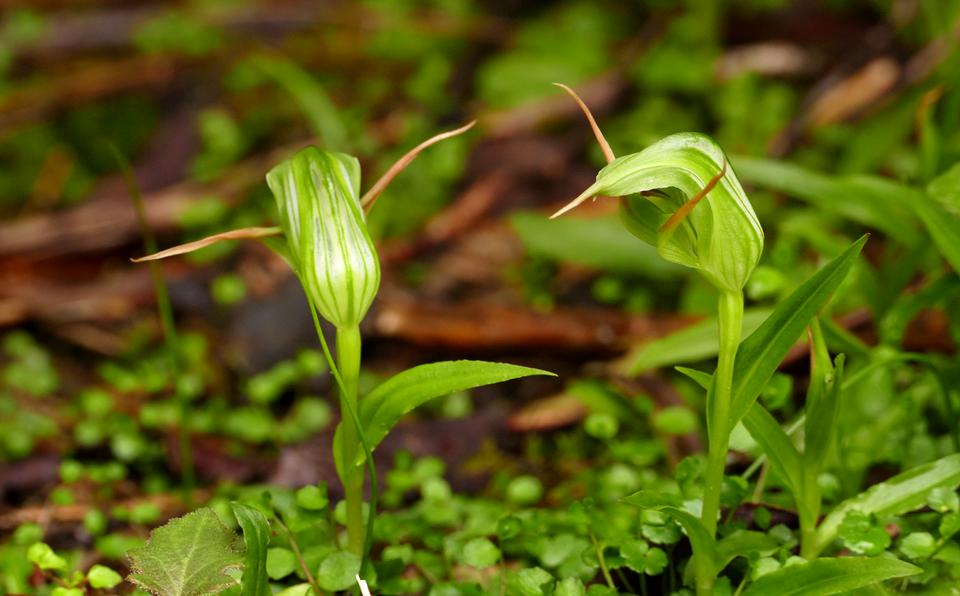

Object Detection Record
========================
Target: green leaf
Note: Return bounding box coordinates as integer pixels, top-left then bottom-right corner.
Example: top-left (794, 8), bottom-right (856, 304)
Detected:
top-left (461, 537), bottom-right (501, 569)
top-left (252, 55), bottom-right (347, 149)
top-left (232, 503), bottom-right (271, 596)
top-left (737, 156), bottom-right (960, 272)
top-left (337, 361), bottom-right (553, 471)
top-left (510, 212), bottom-right (681, 278)
top-left (715, 530), bottom-right (778, 571)
top-left (275, 584), bottom-right (312, 596)
top-left (294, 485), bottom-right (328, 511)
top-left (509, 566), bottom-right (555, 596)
top-left (912, 189), bottom-right (960, 273)
top-left (27, 542), bottom-right (67, 572)
top-left (803, 321), bottom-right (843, 470)
top-left (620, 540), bottom-right (668, 575)
top-left (622, 491), bottom-right (717, 571)
top-left (675, 366), bottom-right (712, 388)
top-left (928, 161), bottom-right (960, 214)
top-left (317, 551), bottom-right (361, 592)
top-left (927, 487), bottom-right (960, 513)
top-left (728, 236), bottom-right (866, 429)
top-left (838, 512), bottom-right (891, 556)
top-left (556, 577), bottom-right (587, 596)
top-left (128, 508), bottom-right (243, 596)
top-left (899, 532), bottom-right (937, 560)
top-left (741, 404), bottom-right (802, 495)
top-left (652, 406), bottom-right (699, 435)
top-left (939, 512), bottom-right (960, 540)
top-left (266, 548), bottom-right (297, 580)
top-left (622, 308), bottom-right (772, 374)
top-left (813, 454), bottom-right (960, 556)
top-left (87, 564), bottom-right (123, 589)
top-left (732, 156), bottom-right (918, 246)
top-left (742, 556), bottom-right (920, 596)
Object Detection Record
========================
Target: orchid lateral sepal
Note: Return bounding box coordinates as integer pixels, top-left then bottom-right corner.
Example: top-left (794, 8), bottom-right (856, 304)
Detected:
top-left (132, 121), bottom-right (475, 263)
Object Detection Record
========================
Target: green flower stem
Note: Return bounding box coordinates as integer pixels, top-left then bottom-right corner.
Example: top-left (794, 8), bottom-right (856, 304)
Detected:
top-left (697, 290), bottom-right (743, 594)
top-left (336, 325), bottom-right (365, 556)
top-left (113, 146), bottom-right (194, 504)
top-left (799, 477), bottom-right (820, 559)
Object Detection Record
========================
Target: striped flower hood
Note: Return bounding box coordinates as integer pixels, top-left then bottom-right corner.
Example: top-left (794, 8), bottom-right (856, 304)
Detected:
top-left (266, 146), bottom-right (381, 329)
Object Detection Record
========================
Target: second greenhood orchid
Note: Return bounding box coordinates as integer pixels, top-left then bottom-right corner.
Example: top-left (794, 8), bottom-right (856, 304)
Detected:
top-left (552, 132), bottom-right (763, 295)
top-left (553, 83), bottom-right (764, 595)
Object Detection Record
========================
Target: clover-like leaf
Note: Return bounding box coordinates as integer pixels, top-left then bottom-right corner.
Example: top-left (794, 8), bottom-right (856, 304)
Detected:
top-left (838, 511), bottom-right (891, 556)
top-left (899, 532), bottom-right (937, 560)
top-left (461, 537), bottom-right (501, 569)
top-left (27, 542), bottom-right (67, 572)
top-left (128, 508), bottom-right (243, 596)
top-left (317, 551), bottom-right (361, 592)
top-left (87, 564), bottom-right (123, 589)
top-left (620, 540), bottom-right (668, 575)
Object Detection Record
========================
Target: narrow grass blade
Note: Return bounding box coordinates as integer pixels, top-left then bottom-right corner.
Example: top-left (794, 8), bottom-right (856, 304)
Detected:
top-left (742, 556), bottom-right (920, 596)
top-left (742, 404), bottom-right (802, 495)
top-left (112, 146), bottom-right (194, 500)
top-left (232, 503), bottom-right (271, 596)
top-left (733, 156), bottom-right (918, 245)
top-left (728, 235), bottom-right (867, 428)
top-left (621, 307), bottom-right (772, 375)
top-left (253, 54), bottom-right (348, 149)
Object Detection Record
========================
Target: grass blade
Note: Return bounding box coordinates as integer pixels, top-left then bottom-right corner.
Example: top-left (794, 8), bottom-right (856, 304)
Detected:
top-left (728, 235), bottom-right (867, 428)
top-left (742, 556), bottom-right (920, 596)
top-left (232, 503), bottom-right (271, 596)
top-left (742, 404), bottom-right (802, 495)
top-left (112, 146), bottom-right (194, 501)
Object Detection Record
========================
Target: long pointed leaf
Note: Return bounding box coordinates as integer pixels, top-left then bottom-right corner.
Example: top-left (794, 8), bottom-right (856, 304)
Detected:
top-left (728, 235), bottom-right (867, 428)
top-left (336, 361), bottom-right (554, 468)
top-left (737, 156), bottom-right (960, 272)
top-left (232, 504), bottom-right (271, 596)
top-left (733, 156), bottom-right (918, 246)
top-left (742, 404), bottom-right (802, 494)
top-left (804, 350), bottom-right (844, 472)
top-left (678, 367), bottom-right (804, 502)
top-left (913, 191), bottom-right (960, 273)
top-left (742, 556), bottom-right (919, 596)
top-left (621, 308), bottom-right (772, 375)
